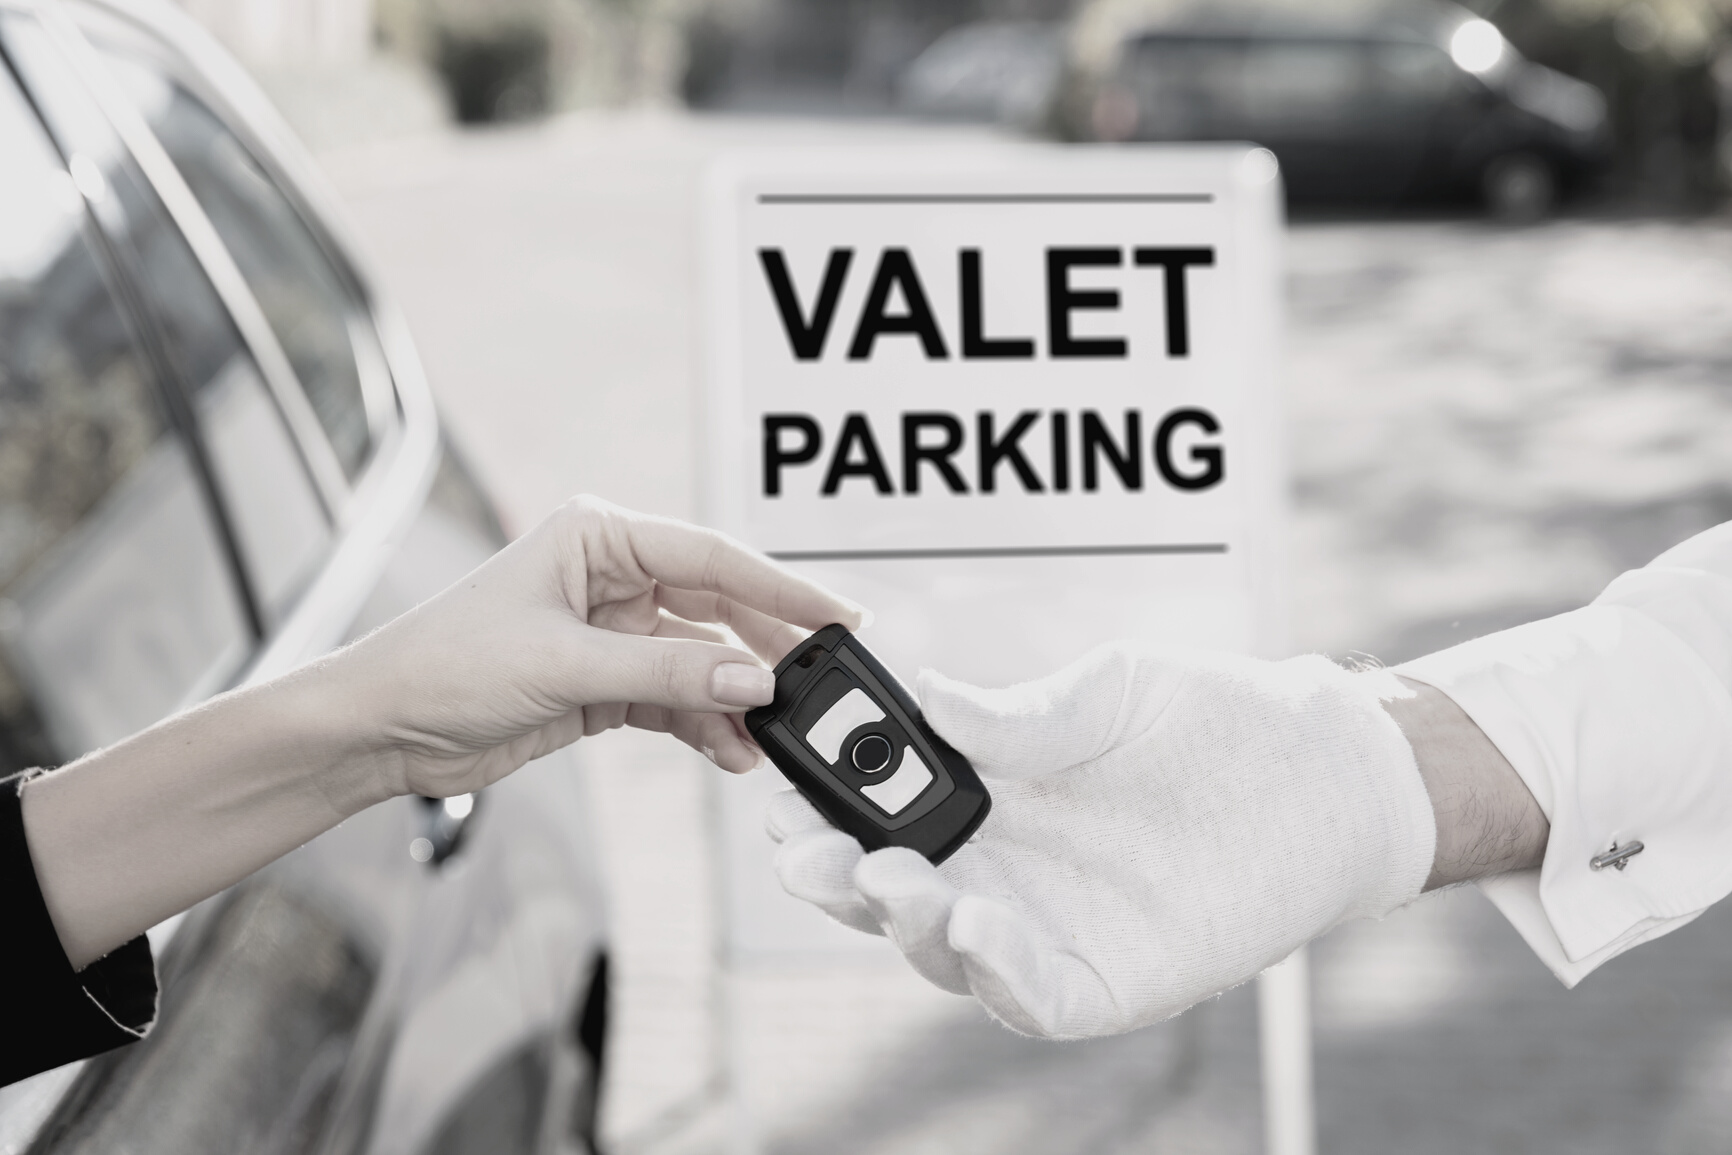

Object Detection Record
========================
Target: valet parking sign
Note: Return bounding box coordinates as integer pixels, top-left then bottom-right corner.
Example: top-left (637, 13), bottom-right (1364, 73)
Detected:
top-left (704, 147), bottom-right (1288, 714)
top-left (704, 147), bottom-right (1298, 1131)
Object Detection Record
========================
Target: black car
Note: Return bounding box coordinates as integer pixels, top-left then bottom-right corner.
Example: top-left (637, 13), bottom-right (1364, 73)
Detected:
top-left (1066, 2), bottom-right (1609, 217)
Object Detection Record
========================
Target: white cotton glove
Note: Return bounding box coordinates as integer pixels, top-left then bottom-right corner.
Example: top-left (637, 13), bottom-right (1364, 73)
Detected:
top-left (766, 643), bottom-right (1437, 1040)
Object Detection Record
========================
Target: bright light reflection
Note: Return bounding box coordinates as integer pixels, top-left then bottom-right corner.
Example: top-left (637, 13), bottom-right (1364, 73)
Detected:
top-left (443, 793), bottom-right (475, 820)
top-left (1450, 19), bottom-right (1505, 74)
top-left (68, 153), bottom-right (107, 204)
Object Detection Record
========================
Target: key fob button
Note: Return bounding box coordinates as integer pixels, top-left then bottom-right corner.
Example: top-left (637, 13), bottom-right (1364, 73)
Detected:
top-left (803, 686), bottom-right (884, 763)
top-left (860, 747), bottom-right (935, 815)
top-left (851, 733), bottom-right (893, 773)
top-left (746, 624), bottom-right (991, 863)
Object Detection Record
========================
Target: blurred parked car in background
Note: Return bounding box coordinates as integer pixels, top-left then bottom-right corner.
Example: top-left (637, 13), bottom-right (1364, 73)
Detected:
top-left (895, 20), bottom-right (1064, 129)
top-left (0, 1), bottom-right (609, 1152)
top-left (1062, 2), bottom-right (1610, 217)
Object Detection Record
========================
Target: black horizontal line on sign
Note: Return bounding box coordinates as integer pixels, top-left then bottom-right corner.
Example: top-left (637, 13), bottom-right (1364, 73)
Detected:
top-left (755, 193), bottom-right (1216, 205)
top-left (768, 543), bottom-right (1229, 562)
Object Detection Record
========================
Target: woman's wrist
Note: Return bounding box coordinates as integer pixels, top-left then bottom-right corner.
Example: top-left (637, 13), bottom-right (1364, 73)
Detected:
top-left (265, 650), bottom-right (412, 813)
top-left (24, 658), bottom-right (399, 968)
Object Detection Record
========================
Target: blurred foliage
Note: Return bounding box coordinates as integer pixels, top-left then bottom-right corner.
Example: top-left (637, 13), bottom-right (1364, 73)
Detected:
top-left (377, 0), bottom-right (689, 120)
top-left (1475, 0), bottom-right (1729, 204)
top-left (432, 21), bottom-right (551, 122)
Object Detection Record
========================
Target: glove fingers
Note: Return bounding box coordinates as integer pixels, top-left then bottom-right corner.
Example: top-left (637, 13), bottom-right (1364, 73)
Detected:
top-left (948, 895), bottom-right (1120, 1039)
top-left (764, 787), bottom-right (830, 844)
top-left (854, 848), bottom-right (969, 995)
top-left (773, 828), bottom-right (883, 936)
top-left (915, 646), bottom-right (1148, 780)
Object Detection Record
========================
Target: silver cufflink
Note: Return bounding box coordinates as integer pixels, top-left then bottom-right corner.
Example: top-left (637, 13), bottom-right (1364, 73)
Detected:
top-left (1589, 841), bottom-right (1644, 872)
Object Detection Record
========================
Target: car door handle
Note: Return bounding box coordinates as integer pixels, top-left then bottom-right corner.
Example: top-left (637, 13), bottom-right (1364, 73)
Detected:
top-left (410, 793), bottom-right (478, 865)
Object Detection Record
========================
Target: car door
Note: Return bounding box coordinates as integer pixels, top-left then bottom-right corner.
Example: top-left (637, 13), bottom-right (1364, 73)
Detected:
top-left (53, 10), bottom-right (611, 1151)
top-left (0, 11), bottom-right (383, 1152)
top-left (0, 5), bottom-right (609, 1153)
top-left (0, 9), bottom-right (401, 1152)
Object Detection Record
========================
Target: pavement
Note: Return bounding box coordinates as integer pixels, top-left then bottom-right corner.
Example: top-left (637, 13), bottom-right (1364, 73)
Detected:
top-left (311, 108), bottom-right (1732, 1155)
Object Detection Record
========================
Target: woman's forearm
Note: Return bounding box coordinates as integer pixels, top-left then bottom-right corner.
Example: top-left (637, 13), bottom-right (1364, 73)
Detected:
top-left (14, 497), bottom-right (861, 971)
top-left (21, 655), bottom-right (395, 970)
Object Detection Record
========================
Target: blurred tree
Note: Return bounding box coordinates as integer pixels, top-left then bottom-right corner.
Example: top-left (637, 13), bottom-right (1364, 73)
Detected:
top-left (1472, 0), bottom-right (1729, 204)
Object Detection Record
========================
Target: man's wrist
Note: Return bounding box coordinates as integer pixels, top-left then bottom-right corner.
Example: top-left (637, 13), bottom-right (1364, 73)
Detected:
top-left (1382, 676), bottom-right (1549, 890)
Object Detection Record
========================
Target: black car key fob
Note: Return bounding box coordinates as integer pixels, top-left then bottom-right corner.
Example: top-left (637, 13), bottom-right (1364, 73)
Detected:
top-left (746, 624), bottom-right (990, 864)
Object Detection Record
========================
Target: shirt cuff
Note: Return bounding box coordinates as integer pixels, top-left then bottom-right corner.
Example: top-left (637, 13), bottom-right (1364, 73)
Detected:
top-left (1478, 868), bottom-right (1706, 986)
top-left (1395, 604), bottom-right (1732, 984)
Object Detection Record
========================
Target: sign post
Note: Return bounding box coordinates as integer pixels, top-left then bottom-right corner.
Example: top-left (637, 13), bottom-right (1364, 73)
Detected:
top-left (701, 143), bottom-right (1307, 1155)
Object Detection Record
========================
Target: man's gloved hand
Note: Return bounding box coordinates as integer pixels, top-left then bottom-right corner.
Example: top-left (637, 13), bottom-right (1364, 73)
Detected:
top-left (766, 644), bottom-right (1437, 1040)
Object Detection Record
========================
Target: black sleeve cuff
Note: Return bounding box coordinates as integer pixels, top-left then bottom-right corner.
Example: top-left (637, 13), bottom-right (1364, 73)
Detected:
top-left (1, 770), bottom-right (157, 1087)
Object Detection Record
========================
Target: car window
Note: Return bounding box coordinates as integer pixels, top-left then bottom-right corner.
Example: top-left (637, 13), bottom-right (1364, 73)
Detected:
top-left (121, 190), bottom-right (334, 623)
top-left (0, 45), bottom-right (251, 763)
top-left (1241, 40), bottom-right (1369, 134)
top-left (1125, 37), bottom-right (1245, 138)
top-left (5, 14), bottom-right (334, 627)
top-left (1370, 41), bottom-right (1456, 102)
top-left (77, 9), bottom-right (387, 482)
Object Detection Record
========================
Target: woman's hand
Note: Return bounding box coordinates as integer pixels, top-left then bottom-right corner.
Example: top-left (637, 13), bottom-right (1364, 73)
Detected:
top-left (337, 495), bottom-right (866, 796)
top-left (24, 496), bottom-right (862, 969)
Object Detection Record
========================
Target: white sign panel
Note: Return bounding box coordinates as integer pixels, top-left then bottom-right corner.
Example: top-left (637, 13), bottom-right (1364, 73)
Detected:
top-left (703, 144), bottom-right (1286, 958)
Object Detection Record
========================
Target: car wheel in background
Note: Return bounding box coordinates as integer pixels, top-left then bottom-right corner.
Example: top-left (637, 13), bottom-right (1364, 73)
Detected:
top-left (1482, 152), bottom-right (1557, 221)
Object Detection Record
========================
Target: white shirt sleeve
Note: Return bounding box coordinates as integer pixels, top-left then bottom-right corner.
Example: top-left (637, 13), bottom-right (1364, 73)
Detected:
top-left (1394, 520), bottom-right (1732, 986)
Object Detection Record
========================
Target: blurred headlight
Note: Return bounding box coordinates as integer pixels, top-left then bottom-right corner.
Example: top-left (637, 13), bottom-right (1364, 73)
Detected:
top-left (1450, 19), bottom-right (1506, 74)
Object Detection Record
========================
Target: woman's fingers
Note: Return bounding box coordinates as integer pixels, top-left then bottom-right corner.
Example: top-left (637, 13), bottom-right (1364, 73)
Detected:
top-left (583, 702), bottom-right (629, 736)
top-left (589, 589), bottom-right (661, 636)
top-left (655, 586), bottom-right (808, 664)
top-left (625, 702), bottom-right (763, 772)
top-left (569, 629), bottom-right (773, 713)
top-left (619, 508), bottom-right (867, 633)
top-left (678, 710), bottom-right (762, 773)
top-left (650, 610), bottom-right (730, 646)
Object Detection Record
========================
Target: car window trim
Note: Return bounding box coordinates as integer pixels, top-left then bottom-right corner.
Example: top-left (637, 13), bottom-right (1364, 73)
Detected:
top-left (0, 28), bottom-right (267, 644)
top-left (80, 0), bottom-right (420, 474)
top-left (65, 0), bottom-right (401, 460)
top-left (71, 0), bottom-right (448, 666)
top-left (84, 0), bottom-right (405, 445)
top-left (43, 0), bottom-right (441, 678)
top-left (30, 0), bottom-right (352, 523)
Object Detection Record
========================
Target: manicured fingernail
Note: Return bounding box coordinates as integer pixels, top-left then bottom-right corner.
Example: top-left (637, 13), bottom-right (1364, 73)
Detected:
top-left (711, 662), bottom-right (774, 706)
top-left (851, 603), bottom-right (875, 630)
